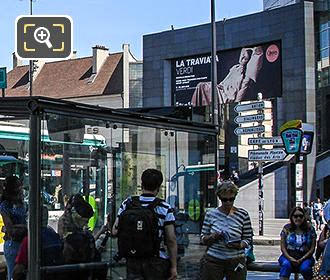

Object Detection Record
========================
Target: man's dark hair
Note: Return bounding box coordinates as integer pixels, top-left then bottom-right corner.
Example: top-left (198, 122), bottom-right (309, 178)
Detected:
top-left (141, 169), bottom-right (163, 191)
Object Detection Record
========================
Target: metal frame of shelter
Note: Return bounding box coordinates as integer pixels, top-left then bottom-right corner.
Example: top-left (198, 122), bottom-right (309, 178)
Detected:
top-left (0, 96), bottom-right (217, 280)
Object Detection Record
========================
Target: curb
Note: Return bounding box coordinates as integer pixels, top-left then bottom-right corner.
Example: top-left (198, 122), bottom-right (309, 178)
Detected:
top-left (253, 239), bottom-right (280, 246)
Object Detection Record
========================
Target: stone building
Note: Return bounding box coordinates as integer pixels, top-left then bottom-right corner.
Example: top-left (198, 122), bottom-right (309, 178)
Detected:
top-left (142, 1), bottom-right (330, 220)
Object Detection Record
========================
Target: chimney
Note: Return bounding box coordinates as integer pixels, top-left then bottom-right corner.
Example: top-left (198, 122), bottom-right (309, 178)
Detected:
top-left (12, 52), bottom-right (23, 68)
top-left (92, 45), bottom-right (109, 74)
top-left (33, 60), bottom-right (45, 80)
top-left (71, 50), bottom-right (77, 59)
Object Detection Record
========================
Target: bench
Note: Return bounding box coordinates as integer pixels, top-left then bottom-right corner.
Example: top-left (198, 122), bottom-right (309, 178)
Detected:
top-left (247, 261), bottom-right (300, 280)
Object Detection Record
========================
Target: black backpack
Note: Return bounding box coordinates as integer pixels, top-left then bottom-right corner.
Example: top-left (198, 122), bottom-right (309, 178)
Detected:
top-left (117, 196), bottom-right (162, 258)
top-left (63, 230), bottom-right (101, 280)
top-left (63, 230), bottom-right (96, 264)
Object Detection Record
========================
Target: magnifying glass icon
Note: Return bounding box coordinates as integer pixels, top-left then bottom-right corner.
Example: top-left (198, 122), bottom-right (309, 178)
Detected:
top-left (34, 27), bottom-right (53, 49)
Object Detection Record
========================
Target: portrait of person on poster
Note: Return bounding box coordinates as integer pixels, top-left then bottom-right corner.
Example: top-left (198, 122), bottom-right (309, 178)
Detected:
top-left (191, 46), bottom-right (264, 106)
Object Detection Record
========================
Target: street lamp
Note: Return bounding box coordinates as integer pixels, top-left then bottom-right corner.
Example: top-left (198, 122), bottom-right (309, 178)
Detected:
top-left (29, 0), bottom-right (34, 96)
top-left (211, 0), bottom-right (218, 181)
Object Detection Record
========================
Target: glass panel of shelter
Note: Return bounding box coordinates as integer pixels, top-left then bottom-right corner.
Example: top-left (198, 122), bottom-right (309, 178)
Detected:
top-left (0, 110), bottom-right (216, 279)
top-left (0, 118), bottom-right (30, 255)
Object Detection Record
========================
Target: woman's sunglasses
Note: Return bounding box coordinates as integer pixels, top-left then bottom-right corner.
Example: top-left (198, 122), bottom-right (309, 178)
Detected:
top-left (220, 197), bottom-right (235, 202)
top-left (293, 214), bottom-right (304, 219)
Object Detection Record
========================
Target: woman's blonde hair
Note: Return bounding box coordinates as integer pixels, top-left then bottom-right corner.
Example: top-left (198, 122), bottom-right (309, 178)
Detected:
top-left (215, 180), bottom-right (239, 198)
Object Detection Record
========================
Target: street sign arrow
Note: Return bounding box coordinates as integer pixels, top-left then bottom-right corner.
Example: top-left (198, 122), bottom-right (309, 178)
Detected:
top-left (248, 149), bottom-right (287, 161)
top-left (234, 125), bottom-right (265, 136)
top-left (234, 113), bottom-right (265, 124)
top-left (234, 101), bottom-right (265, 113)
top-left (248, 137), bottom-right (283, 146)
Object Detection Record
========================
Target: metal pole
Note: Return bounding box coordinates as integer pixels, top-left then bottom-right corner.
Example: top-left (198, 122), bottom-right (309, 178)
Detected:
top-left (1, 88), bottom-right (4, 98)
top-left (28, 111), bottom-right (41, 280)
top-left (211, 0), bottom-right (218, 184)
top-left (174, 131), bottom-right (179, 205)
top-left (257, 93), bottom-right (264, 236)
top-left (211, 0), bottom-right (217, 126)
top-left (29, 0), bottom-right (33, 96)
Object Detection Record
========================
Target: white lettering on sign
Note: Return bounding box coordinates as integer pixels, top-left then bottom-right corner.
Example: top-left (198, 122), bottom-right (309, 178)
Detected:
top-left (248, 137), bottom-right (283, 145)
top-left (248, 149), bottom-right (287, 161)
top-left (234, 101), bottom-right (265, 113)
top-left (234, 114), bottom-right (265, 124)
top-left (234, 125), bottom-right (265, 136)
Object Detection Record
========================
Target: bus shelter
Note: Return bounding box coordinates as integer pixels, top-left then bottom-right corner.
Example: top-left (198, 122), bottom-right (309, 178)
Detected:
top-left (0, 97), bottom-right (217, 279)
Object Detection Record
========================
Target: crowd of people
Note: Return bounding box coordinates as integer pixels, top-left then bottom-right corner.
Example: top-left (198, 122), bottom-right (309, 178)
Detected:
top-left (0, 176), bottom-right (112, 280)
top-left (0, 172), bottom-right (329, 280)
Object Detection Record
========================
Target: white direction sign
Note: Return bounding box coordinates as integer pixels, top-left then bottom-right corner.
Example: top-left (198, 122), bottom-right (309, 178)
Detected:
top-left (234, 113), bottom-right (265, 124)
top-left (248, 149), bottom-right (287, 161)
top-left (234, 125), bottom-right (265, 136)
top-left (248, 137), bottom-right (283, 146)
top-left (234, 101), bottom-right (265, 113)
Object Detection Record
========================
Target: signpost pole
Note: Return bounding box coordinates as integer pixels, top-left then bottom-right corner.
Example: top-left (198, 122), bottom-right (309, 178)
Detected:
top-left (211, 0), bottom-right (218, 185)
top-left (29, 0), bottom-right (33, 96)
top-left (257, 93), bottom-right (264, 236)
top-left (211, 0), bottom-right (217, 126)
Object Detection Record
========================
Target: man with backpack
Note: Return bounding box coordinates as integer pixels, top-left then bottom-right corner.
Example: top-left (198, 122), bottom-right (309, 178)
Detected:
top-left (112, 168), bottom-right (178, 280)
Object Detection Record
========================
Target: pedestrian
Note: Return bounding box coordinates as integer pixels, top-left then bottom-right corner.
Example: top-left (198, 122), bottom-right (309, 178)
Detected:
top-left (13, 205), bottom-right (65, 280)
top-left (313, 199), bottom-right (330, 279)
top-left (112, 168), bottom-right (177, 280)
top-left (57, 193), bottom-right (94, 238)
top-left (304, 202), bottom-right (312, 223)
top-left (314, 198), bottom-right (323, 231)
top-left (278, 206), bottom-right (316, 280)
top-left (231, 170), bottom-right (240, 185)
top-left (200, 180), bottom-right (253, 280)
top-left (0, 176), bottom-right (27, 280)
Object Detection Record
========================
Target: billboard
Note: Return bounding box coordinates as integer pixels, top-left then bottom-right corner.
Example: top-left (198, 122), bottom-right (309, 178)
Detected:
top-left (171, 41), bottom-right (282, 106)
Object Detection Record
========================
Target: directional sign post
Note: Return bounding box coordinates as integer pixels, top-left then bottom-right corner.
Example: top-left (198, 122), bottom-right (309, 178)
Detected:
top-left (255, 95), bottom-right (265, 236)
top-left (248, 136), bottom-right (283, 146)
top-left (234, 101), bottom-right (265, 113)
top-left (234, 113), bottom-right (265, 124)
top-left (248, 149), bottom-right (287, 161)
top-left (234, 125), bottom-right (265, 136)
top-left (234, 96), bottom-right (274, 236)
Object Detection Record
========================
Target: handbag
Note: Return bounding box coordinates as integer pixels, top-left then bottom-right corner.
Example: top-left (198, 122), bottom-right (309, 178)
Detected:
top-left (245, 246), bottom-right (255, 264)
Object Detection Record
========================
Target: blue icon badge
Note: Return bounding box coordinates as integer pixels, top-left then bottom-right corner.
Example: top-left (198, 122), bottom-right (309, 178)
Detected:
top-left (281, 128), bottom-right (303, 154)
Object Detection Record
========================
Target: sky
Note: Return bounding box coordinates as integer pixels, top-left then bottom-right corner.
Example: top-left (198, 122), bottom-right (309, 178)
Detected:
top-left (1, 0), bottom-right (263, 71)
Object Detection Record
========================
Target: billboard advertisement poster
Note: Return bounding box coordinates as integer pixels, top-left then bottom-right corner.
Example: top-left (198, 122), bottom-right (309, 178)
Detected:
top-left (171, 41), bottom-right (282, 106)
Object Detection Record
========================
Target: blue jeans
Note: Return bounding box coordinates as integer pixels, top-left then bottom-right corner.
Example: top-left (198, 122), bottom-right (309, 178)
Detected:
top-left (278, 255), bottom-right (314, 280)
top-left (4, 240), bottom-right (21, 280)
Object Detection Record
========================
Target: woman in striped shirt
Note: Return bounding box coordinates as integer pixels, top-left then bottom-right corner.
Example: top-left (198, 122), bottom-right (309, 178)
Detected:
top-left (200, 181), bottom-right (253, 280)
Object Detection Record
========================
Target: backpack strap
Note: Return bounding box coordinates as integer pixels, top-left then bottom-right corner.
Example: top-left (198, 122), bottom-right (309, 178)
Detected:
top-left (128, 196), bottom-right (162, 210)
top-left (147, 197), bottom-right (162, 211)
top-left (129, 196), bottom-right (142, 208)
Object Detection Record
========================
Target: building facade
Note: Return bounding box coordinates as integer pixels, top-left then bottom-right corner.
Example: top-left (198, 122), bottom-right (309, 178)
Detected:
top-left (143, 1), bottom-right (330, 219)
top-left (263, 0), bottom-right (299, 10)
top-left (263, 0), bottom-right (330, 198)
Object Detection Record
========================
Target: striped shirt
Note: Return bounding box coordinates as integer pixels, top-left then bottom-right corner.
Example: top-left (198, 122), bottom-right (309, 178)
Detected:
top-left (117, 193), bottom-right (175, 259)
top-left (201, 207), bottom-right (253, 260)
